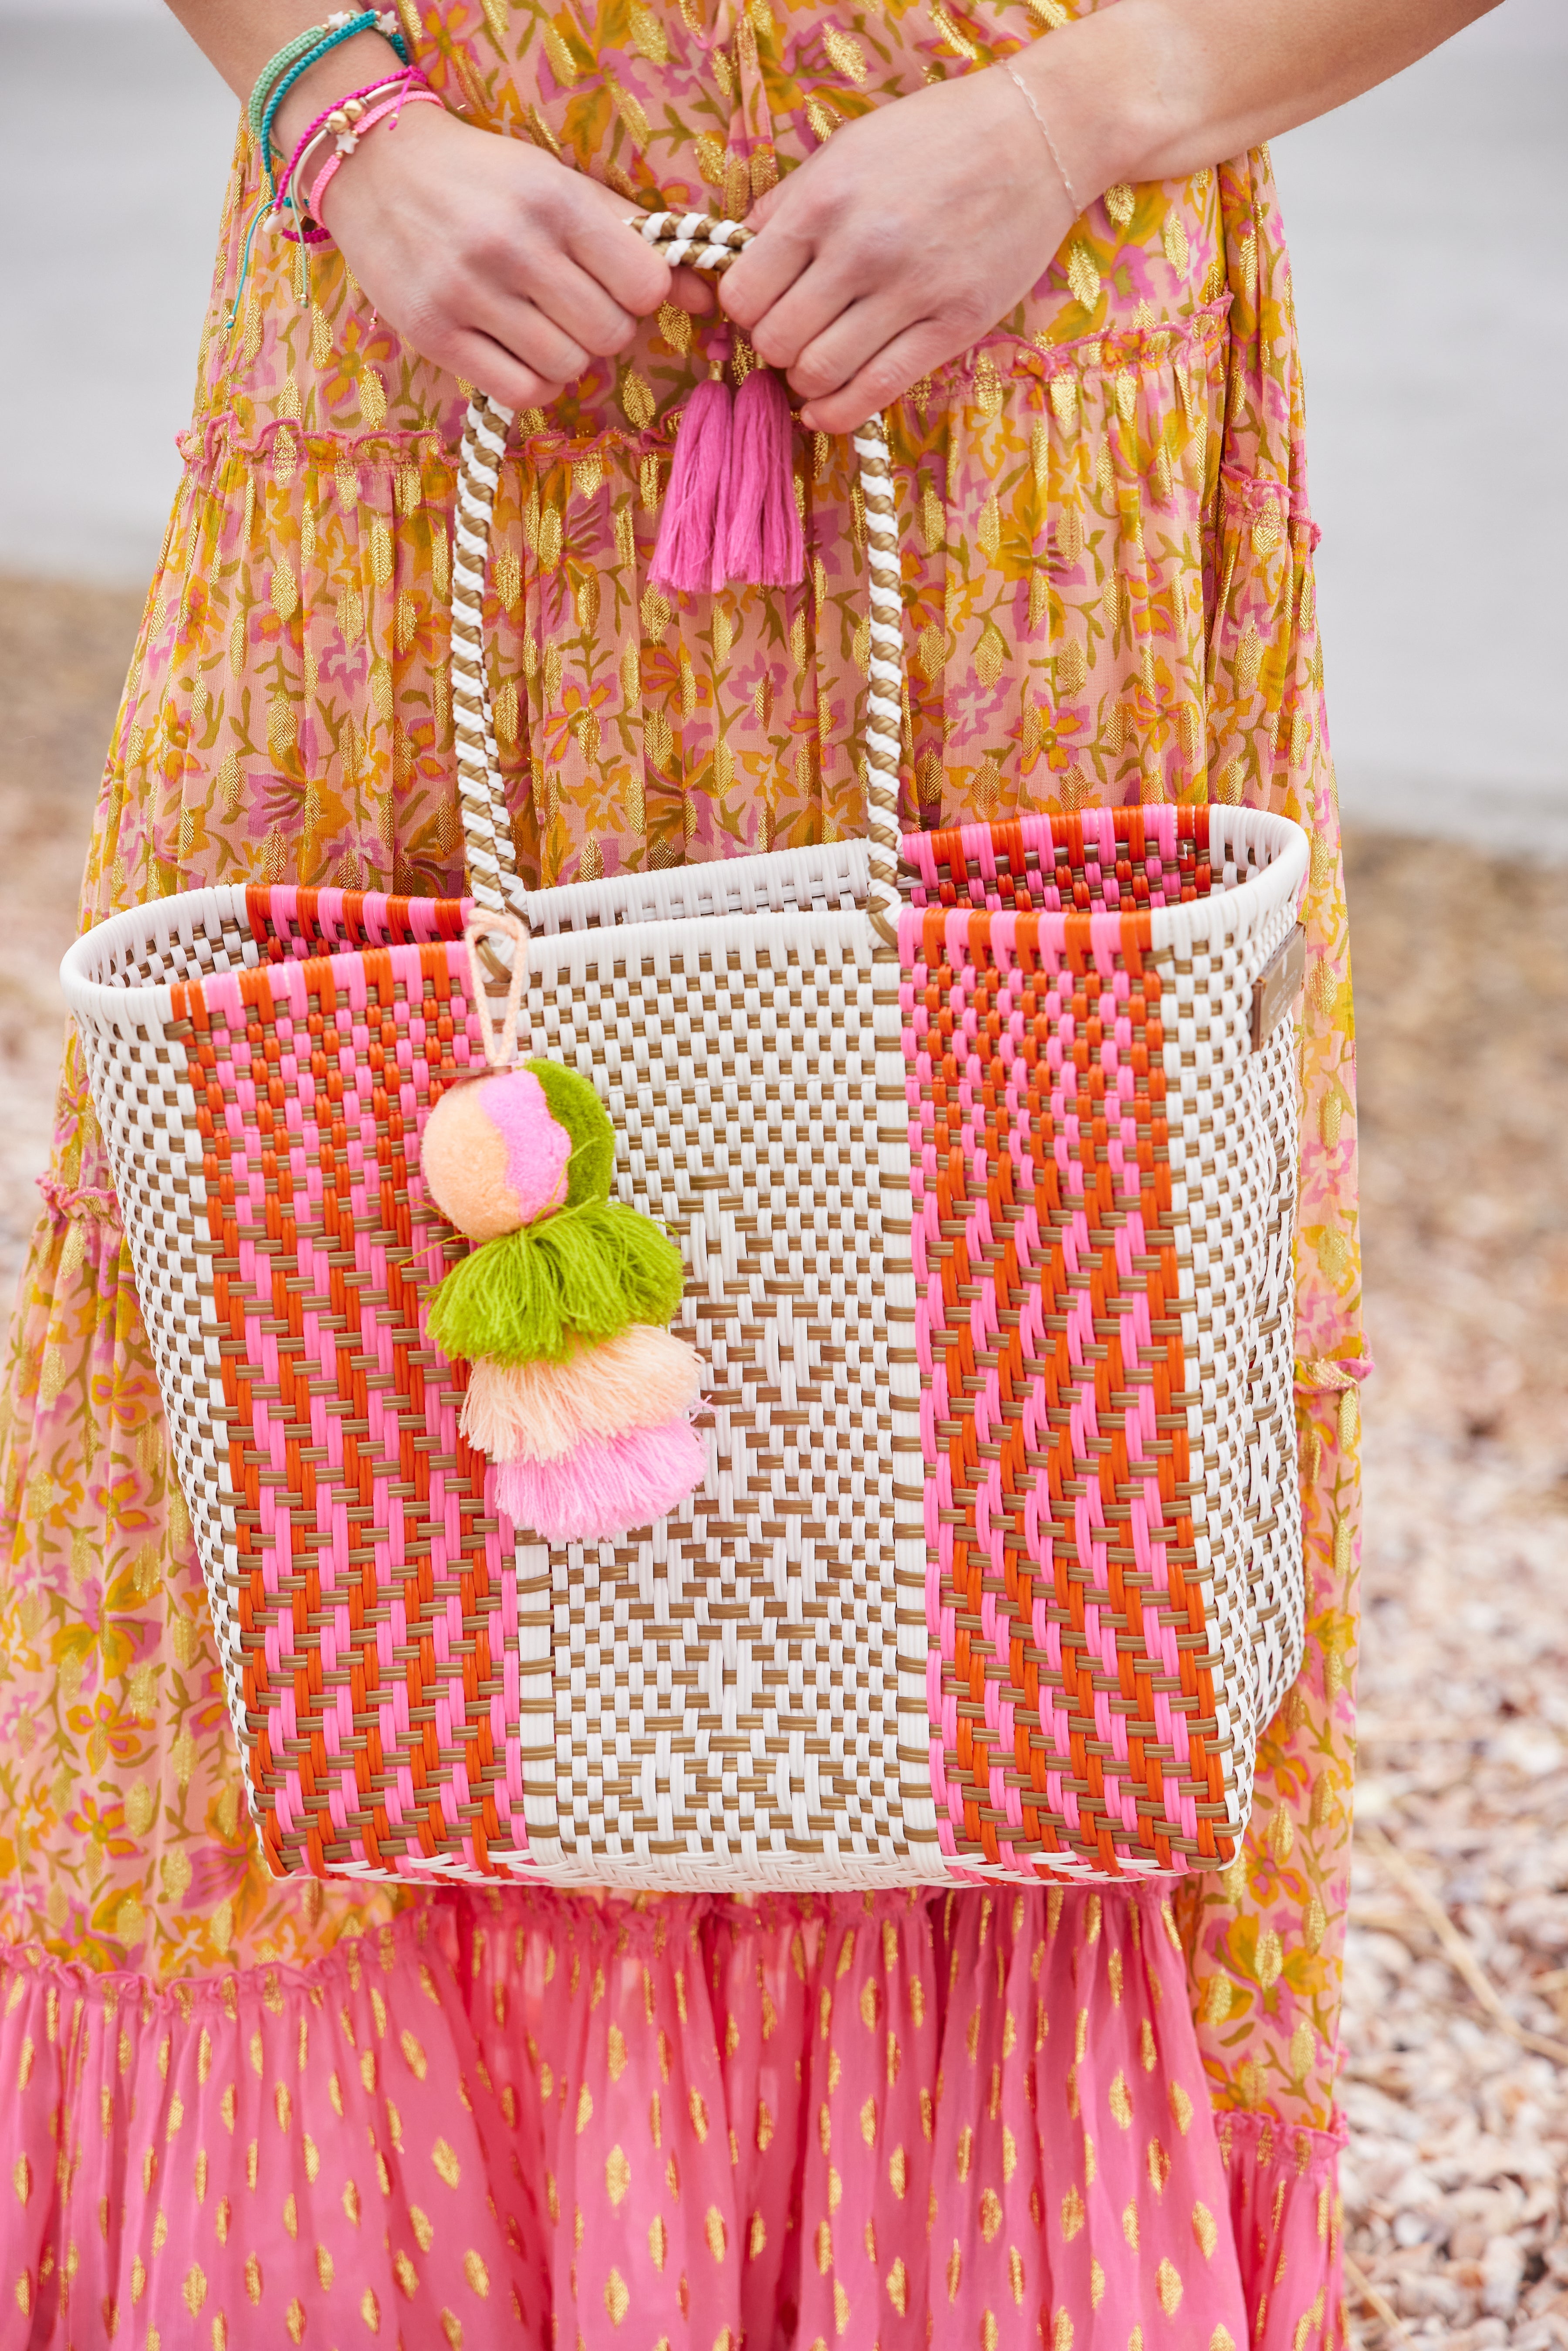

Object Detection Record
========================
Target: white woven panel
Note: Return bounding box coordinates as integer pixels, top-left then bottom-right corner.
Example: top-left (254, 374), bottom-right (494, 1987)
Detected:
top-left (68, 961), bottom-right (250, 1741)
top-left (506, 905), bottom-right (942, 1886)
top-left (515, 839), bottom-right (869, 934)
top-left (1156, 873), bottom-right (1305, 1846)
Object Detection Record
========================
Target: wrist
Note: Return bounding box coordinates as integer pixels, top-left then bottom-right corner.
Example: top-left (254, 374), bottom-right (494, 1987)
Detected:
top-left (311, 90), bottom-right (454, 237)
top-left (270, 29), bottom-right (408, 153)
top-left (1008, 2), bottom-right (1203, 212)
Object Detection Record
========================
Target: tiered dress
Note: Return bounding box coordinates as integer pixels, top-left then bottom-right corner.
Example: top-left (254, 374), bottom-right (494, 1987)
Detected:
top-left (0, 0), bottom-right (1365, 2342)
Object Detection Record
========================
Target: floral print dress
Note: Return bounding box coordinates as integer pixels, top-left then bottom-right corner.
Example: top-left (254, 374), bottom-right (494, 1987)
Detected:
top-left (0, 0), bottom-right (1364, 2343)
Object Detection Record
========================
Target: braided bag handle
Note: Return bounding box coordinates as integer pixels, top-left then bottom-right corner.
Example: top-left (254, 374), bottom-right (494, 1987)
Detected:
top-left (448, 208), bottom-right (904, 956)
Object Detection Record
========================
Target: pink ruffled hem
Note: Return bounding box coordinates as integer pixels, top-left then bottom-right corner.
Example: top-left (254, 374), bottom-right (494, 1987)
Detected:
top-left (1, 1887), bottom-right (1343, 2349)
top-left (1219, 2108), bottom-right (1347, 2350)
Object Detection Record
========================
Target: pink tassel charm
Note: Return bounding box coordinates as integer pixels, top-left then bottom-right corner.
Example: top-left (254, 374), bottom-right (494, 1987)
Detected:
top-left (498, 1419), bottom-right (708, 1546)
top-left (726, 365), bottom-right (804, 587)
top-left (650, 338), bottom-right (734, 594)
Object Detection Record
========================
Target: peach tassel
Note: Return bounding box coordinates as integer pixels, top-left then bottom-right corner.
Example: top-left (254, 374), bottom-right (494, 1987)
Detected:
top-left (460, 1324), bottom-right (704, 1465)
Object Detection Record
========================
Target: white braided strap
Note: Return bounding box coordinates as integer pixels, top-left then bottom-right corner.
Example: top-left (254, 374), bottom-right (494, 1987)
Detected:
top-left (639, 210), bottom-right (753, 275)
top-left (853, 419), bottom-right (904, 951)
top-left (450, 396), bottom-right (521, 920)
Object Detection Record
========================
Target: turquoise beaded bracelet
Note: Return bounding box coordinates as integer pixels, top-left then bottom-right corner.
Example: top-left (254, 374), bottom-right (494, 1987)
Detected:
top-left (247, 11), bottom-right (411, 161)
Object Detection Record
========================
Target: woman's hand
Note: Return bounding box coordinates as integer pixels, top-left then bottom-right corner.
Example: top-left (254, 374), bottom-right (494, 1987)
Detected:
top-left (720, 0), bottom-right (1508, 433)
top-left (718, 66), bottom-right (1081, 435)
top-left (318, 105), bottom-right (713, 409)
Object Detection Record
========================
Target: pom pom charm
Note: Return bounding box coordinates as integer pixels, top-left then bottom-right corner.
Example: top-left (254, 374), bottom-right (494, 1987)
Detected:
top-left (421, 908), bottom-right (708, 1546)
top-left (463, 1326), bottom-right (708, 1543)
top-left (420, 1067), bottom-right (570, 1241)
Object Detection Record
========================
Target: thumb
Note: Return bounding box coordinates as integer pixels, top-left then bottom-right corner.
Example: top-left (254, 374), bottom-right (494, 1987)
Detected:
top-left (718, 166), bottom-right (814, 330)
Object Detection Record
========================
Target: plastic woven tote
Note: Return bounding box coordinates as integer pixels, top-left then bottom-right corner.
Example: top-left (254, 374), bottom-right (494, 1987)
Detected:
top-left (61, 212), bottom-right (1311, 1892)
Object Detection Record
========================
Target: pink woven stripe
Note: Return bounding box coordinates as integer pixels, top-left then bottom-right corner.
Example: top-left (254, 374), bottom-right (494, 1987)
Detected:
top-left (904, 876), bottom-right (1205, 1879)
top-left (899, 806), bottom-right (1189, 918)
top-left (250, 886), bottom-right (473, 956)
top-left (184, 941), bottom-right (529, 1879)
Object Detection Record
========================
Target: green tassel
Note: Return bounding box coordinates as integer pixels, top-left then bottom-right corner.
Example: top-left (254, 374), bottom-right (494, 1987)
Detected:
top-left (426, 1200), bottom-right (686, 1366)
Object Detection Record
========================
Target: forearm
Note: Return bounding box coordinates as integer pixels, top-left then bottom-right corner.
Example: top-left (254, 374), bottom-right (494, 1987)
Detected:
top-left (159, 3), bottom-right (406, 150)
top-left (1021, 0), bottom-right (1504, 205)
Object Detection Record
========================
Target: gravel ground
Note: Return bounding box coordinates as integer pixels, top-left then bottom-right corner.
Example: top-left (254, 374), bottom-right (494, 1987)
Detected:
top-left (1342, 836), bottom-right (1568, 2349)
top-left (2, 578), bottom-right (1566, 2349)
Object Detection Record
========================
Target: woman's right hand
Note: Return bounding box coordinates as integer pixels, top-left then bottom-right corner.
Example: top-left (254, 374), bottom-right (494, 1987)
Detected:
top-left (316, 105), bottom-right (712, 409)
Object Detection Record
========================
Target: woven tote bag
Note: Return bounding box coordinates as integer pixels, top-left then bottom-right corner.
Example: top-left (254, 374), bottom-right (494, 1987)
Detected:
top-left (61, 212), bottom-right (1311, 1893)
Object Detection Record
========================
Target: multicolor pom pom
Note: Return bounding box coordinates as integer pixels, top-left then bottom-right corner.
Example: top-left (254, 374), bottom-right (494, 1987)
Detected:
top-left (420, 1059), bottom-right (706, 1545)
top-left (420, 1067), bottom-right (571, 1238)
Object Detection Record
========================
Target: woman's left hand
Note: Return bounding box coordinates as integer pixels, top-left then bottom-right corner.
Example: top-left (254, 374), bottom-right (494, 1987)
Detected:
top-left (718, 64), bottom-right (1082, 433)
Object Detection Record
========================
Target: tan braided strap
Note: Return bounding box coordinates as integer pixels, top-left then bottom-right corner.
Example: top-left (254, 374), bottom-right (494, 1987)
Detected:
top-left (447, 206), bottom-right (906, 957)
top-left (638, 209), bottom-right (752, 274)
top-left (853, 421), bottom-right (904, 943)
top-left (450, 392), bottom-right (521, 920)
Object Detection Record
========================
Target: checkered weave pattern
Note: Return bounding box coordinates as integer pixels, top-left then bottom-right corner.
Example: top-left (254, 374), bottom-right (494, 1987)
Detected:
top-left (62, 283), bottom-right (1311, 1885)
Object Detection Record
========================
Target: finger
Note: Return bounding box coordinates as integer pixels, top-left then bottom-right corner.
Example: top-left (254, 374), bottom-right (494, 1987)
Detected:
top-left (461, 292), bottom-right (592, 386)
top-left (718, 150), bottom-right (831, 326)
top-left (746, 257), bottom-right (895, 383)
top-left (669, 264), bottom-right (716, 315)
top-left (738, 169), bottom-right (793, 237)
top-left (784, 288), bottom-right (918, 406)
top-left (797, 320), bottom-right (953, 436)
top-left (732, 255), bottom-right (863, 376)
top-left (444, 328), bottom-right (568, 414)
top-left (719, 214), bottom-right (819, 335)
top-left (513, 252), bottom-right (642, 357)
top-left (562, 185), bottom-right (676, 317)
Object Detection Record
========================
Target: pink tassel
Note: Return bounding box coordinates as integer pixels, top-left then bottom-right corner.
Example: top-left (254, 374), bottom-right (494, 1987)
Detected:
top-left (497, 1418), bottom-right (707, 1545)
top-left (650, 345), bottom-right (734, 595)
top-left (725, 365), bottom-right (804, 587)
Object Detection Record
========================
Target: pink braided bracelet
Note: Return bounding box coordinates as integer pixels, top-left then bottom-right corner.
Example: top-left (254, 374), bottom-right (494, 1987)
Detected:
top-left (275, 71), bottom-right (426, 242)
top-left (303, 73), bottom-right (444, 229)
